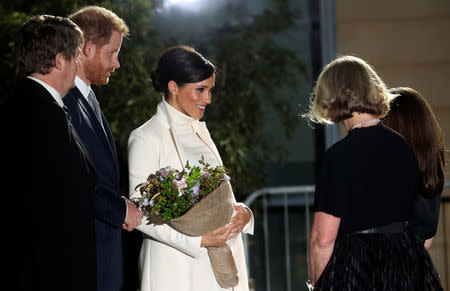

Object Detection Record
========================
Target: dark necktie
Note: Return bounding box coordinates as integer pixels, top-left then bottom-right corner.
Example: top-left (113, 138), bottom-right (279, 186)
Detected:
top-left (87, 90), bottom-right (104, 128)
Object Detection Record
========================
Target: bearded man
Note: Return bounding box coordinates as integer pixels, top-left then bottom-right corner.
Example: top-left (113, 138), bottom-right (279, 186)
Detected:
top-left (63, 6), bottom-right (142, 291)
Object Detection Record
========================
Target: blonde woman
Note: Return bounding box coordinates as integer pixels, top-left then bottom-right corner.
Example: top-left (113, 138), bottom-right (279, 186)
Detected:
top-left (306, 56), bottom-right (442, 290)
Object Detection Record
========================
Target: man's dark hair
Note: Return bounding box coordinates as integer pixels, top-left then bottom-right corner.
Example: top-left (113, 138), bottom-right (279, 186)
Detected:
top-left (15, 15), bottom-right (84, 76)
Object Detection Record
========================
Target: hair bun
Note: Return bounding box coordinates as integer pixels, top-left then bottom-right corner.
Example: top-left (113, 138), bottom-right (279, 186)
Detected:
top-left (150, 70), bottom-right (164, 92)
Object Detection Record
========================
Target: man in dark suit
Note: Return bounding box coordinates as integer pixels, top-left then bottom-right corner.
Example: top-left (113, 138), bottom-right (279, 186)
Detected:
top-left (9, 15), bottom-right (97, 290)
top-left (64, 6), bottom-right (142, 291)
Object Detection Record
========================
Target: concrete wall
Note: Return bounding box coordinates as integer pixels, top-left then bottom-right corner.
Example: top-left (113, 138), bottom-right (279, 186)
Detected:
top-left (335, 0), bottom-right (450, 289)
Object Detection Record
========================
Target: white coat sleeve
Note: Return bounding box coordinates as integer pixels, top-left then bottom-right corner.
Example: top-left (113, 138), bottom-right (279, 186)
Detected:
top-left (128, 131), bottom-right (202, 258)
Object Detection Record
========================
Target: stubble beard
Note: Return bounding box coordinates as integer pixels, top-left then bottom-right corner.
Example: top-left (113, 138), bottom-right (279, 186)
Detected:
top-left (85, 58), bottom-right (110, 85)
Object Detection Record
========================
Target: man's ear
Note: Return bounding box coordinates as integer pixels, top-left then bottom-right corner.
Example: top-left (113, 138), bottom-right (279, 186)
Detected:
top-left (82, 40), bottom-right (95, 57)
top-left (54, 52), bottom-right (66, 70)
top-left (168, 80), bottom-right (178, 96)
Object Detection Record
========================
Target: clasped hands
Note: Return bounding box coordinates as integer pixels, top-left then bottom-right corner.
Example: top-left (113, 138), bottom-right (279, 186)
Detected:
top-left (201, 204), bottom-right (251, 247)
top-left (121, 201), bottom-right (251, 239)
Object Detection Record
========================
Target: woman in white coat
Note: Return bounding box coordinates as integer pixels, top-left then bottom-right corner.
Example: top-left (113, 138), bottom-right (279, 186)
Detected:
top-left (128, 45), bottom-right (254, 291)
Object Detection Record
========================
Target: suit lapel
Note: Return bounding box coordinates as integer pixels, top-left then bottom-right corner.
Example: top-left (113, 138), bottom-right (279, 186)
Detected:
top-left (159, 101), bottom-right (223, 167)
top-left (26, 80), bottom-right (96, 172)
top-left (100, 113), bottom-right (119, 164)
top-left (74, 89), bottom-right (118, 166)
top-left (67, 119), bottom-right (96, 172)
top-left (192, 121), bottom-right (223, 166)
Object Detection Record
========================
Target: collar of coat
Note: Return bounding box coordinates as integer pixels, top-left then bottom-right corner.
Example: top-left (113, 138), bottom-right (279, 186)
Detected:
top-left (154, 99), bottom-right (223, 168)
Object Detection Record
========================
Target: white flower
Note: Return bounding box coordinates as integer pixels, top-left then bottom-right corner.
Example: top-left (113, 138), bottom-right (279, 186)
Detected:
top-left (143, 198), bottom-right (149, 206)
top-left (173, 178), bottom-right (187, 196)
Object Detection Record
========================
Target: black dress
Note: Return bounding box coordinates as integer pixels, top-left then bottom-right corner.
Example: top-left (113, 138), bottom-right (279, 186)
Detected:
top-left (408, 193), bottom-right (441, 242)
top-left (314, 123), bottom-right (442, 290)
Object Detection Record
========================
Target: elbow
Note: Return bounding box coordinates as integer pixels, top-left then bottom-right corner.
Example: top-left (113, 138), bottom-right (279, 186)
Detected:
top-left (309, 233), bottom-right (336, 251)
top-left (314, 237), bottom-right (335, 250)
top-left (309, 211), bottom-right (340, 251)
top-left (317, 239), bottom-right (335, 250)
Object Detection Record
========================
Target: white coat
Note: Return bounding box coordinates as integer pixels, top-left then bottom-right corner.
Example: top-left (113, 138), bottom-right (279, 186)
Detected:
top-left (128, 100), bottom-right (254, 291)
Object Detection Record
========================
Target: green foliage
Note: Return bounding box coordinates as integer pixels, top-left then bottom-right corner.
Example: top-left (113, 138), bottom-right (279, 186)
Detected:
top-left (201, 5), bottom-right (307, 196)
top-left (0, 6), bottom-right (32, 107)
top-left (136, 157), bottom-right (230, 221)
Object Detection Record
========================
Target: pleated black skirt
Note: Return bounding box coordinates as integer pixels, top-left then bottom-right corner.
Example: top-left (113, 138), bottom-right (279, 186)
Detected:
top-left (316, 231), bottom-right (443, 291)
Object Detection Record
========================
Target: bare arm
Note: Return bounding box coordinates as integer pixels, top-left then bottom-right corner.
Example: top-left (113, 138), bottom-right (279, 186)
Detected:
top-left (308, 211), bottom-right (340, 286)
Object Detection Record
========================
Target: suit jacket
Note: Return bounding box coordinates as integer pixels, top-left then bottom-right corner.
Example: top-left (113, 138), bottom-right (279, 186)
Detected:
top-left (127, 101), bottom-right (254, 291)
top-left (9, 78), bottom-right (97, 290)
top-left (64, 86), bottom-right (126, 291)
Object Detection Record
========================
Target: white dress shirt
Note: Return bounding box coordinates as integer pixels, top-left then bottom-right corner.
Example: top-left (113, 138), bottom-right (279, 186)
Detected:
top-left (74, 75), bottom-right (92, 101)
top-left (27, 76), bottom-right (63, 107)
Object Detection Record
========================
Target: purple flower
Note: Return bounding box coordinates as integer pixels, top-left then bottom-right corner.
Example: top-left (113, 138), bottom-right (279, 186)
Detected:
top-left (201, 171), bottom-right (211, 178)
top-left (143, 198), bottom-right (149, 206)
top-left (192, 184), bottom-right (200, 196)
top-left (160, 168), bottom-right (169, 177)
top-left (173, 178), bottom-right (187, 196)
top-left (143, 198), bottom-right (155, 207)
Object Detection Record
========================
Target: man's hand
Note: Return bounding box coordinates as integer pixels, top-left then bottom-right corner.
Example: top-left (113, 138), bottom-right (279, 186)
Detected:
top-left (122, 198), bottom-right (142, 231)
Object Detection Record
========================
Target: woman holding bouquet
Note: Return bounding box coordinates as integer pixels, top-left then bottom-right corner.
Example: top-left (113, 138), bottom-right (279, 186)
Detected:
top-left (306, 55), bottom-right (442, 290)
top-left (128, 45), bottom-right (254, 291)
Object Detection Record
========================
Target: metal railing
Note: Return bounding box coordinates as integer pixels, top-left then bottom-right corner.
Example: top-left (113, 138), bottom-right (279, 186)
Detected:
top-left (243, 181), bottom-right (450, 291)
top-left (243, 185), bottom-right (315, 291)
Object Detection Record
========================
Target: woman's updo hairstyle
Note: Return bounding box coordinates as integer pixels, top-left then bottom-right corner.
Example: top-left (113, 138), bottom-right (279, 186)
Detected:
top-left (151, 45), bottom-right (215, 97)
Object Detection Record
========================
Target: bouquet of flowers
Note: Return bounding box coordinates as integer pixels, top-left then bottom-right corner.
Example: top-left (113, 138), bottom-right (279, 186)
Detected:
top-left (135, 156), bottom-right (230, 222)
top-left (134, 156), bottom-right (239, 288)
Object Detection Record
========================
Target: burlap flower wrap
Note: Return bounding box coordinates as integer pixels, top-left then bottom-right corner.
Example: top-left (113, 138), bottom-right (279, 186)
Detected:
top-left (147, 180), bottom-right (239, 288)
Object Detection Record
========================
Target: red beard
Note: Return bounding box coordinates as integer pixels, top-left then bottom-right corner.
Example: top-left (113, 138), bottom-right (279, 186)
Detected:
top-left (84, 58), bottom-right (112, 85)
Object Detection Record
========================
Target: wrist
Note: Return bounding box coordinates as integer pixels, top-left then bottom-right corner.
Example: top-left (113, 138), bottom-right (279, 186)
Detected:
top-left (200, 235), bottom-right (206, 247)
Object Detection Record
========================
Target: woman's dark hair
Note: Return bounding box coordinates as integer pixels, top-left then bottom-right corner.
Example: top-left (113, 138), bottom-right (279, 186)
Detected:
top-left (384, 87), bottom-right (445, 198)
top-left (150, 45), bottom-right (215, 96)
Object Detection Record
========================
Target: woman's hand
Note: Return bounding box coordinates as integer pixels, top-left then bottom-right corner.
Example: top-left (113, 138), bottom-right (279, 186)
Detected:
top-left (201, 224), bottom-right (232, 247)
top-left (228, 204), bottom-right (252, 239)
